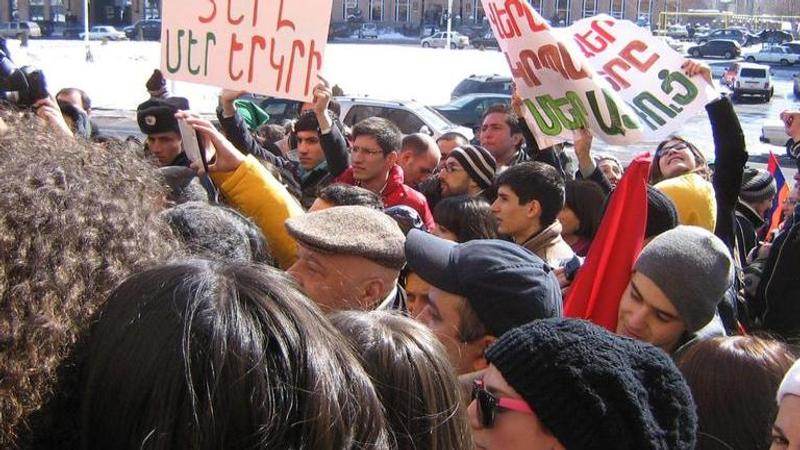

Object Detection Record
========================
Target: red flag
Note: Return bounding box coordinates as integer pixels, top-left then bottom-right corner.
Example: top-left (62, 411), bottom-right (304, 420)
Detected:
top-left (766, 151), bottom-right (790, 238)
top-left (564, 153), bottom-right (651, 331)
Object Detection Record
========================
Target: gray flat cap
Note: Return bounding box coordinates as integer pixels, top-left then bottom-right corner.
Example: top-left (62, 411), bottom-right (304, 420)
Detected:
top-left (285, 205), bottom-right (406, 270)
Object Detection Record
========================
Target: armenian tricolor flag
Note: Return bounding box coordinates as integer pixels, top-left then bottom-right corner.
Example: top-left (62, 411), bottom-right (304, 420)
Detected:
top-left (766, 151), bottom-right (791, 236)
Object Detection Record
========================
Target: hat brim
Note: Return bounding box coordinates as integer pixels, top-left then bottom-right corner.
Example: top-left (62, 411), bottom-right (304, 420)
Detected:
top-left (404, 229), bottom-right (463, 296)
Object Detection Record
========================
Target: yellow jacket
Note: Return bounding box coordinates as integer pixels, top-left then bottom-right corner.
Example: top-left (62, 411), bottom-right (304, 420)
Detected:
top-left (656, 173), bottom-right (717, 233)
top-left (211, 155), bottom-right (304, 269)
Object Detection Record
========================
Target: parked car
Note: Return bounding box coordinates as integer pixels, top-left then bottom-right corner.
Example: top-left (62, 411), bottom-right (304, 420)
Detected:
top-left (335, 97), bottom-right (473, 140)
top-left (760, 119), bottom-right (790, 146)
top-left (782, 40), bottom-right (800, 55)
top-left (696, 28), bottom-right (749, 46)
top-left (756, 29), bottom-right (793, 45)
top-left (471, 31), bottom-right (499, 50)
top-left (724, 62), bottom-right (773, 101)
top-left (687, 39), bottom-right (741, 59)
top-left (0, 21), bottom-right (41, 39)
top-left (421, 31), bottom-right (470, 49)
top-left (434, 93), bottom-right (512, 130)
top-left (358, 22), bottom-right (378, 39)
top-left (666, 24), bottom-right (689, 39)
top-left (60, 26), bottom-right (84, 39)
top-left (79, 25), bottom-right (127, 40)
top-left (744, 45), bottom-right (800, 65)
top-left (123, 19), bottom-right (161, 40)
top-left (450, 74), bottom-right (513, 100)
top-left (237, 94), bottom-right (303, 125)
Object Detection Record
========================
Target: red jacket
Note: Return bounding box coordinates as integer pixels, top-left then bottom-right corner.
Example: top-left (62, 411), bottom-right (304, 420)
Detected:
top-left (337, 165), bottom-right (435, 230)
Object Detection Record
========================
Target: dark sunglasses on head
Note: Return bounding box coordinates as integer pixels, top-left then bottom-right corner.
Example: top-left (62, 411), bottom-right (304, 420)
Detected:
top-left (471, 379), bottom-right (534, 428)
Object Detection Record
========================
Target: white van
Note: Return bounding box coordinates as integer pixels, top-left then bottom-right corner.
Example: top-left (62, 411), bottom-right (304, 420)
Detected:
top-left (728, 62), bottom-right (773, 102)
top-left (0, 21), bottom-right (41, 39)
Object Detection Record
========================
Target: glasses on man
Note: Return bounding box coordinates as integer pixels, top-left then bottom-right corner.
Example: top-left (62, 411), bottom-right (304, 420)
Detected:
top-left (443, 162), bottom-right (464, 173)
top-left (471, 379), bottom-right (534, 428)
top-left (350, 146), bottom-right (383, 157)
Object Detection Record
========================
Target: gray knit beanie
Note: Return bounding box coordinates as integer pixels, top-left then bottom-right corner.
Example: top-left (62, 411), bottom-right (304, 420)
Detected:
top-left (740, 167), bottom-right (776, 204)
top-left (634, 225), bottom-right (733, 332)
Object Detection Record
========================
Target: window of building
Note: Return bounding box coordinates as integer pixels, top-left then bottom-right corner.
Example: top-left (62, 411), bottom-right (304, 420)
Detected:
top-left (528, 0), bottom-right (543, 13)
top-left (582, 0), bottom-right (596, 18)
top-left (610, 0), bottom-right (624, 19)
top-left (636, 0), bottom-right (652, 25)
top-left (369, 0), bottom-right (383, 21)
top-left (554, 0), bottom-right (570, 25)
top-left (396, 0), bottom-right (410, 22)
top-left (473, 0), bottom-right (485, 24)
top-left (343, 0), bottom-right (359, 20)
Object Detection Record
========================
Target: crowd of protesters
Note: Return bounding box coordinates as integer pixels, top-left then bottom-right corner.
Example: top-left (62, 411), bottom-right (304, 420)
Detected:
top-left (2, 55), bottom-right (800, 450)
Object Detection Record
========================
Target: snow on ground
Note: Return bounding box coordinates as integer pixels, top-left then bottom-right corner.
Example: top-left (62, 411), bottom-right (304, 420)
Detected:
top-left (4, 39), bottom-right (509, 113)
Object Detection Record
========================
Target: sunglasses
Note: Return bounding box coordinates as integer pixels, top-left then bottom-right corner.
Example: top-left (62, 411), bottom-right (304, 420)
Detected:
top-left (471, 379), bottom-right (534, 428)
top-left (655, 141), bottom-right (690, 158)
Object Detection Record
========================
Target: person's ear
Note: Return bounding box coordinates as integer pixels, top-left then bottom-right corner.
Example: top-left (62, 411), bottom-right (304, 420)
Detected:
top-left (526, 199), bottom-right (542, 219)
top-left (360, 278), bottom-right (387, 308)
top-left (512, 132), bottom-right (524, 148)
top-left (399, 150), bottom-right (412, 165)
top-left (471, 335), bottom-right (497, 372)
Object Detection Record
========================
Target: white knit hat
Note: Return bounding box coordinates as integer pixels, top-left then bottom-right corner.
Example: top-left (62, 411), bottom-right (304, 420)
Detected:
top-left (777, 359), bottom-right (800, 404)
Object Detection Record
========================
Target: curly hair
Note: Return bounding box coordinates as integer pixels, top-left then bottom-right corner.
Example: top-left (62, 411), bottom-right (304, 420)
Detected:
top-left (0, 112), bottom-right (181, 447)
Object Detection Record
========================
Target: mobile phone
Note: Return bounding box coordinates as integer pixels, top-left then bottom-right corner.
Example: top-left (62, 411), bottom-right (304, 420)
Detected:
top-left (178, 118), bottom-right (204, 165)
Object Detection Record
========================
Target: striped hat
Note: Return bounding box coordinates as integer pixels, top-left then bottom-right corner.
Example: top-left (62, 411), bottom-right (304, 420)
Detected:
top-left (449, 145), bottom-right (497, 190)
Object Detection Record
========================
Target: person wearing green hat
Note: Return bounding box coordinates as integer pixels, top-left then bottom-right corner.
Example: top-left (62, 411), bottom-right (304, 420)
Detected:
top-left (216, 79), bottom-right (349, 209)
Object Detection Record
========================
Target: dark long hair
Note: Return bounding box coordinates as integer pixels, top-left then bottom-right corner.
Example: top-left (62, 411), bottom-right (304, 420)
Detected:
top-left (331, 311), bottom-right (472, 450)
top-left (80, 259), bottom-right (390, 449)
top-left (564, 180), bottom-right (606, 240)
top-left (649, 136), bottom-right (710, 184)
top-left (434, 195), bottom-right (497, 242)
top-left (677, 336), bottom-right (796, 450)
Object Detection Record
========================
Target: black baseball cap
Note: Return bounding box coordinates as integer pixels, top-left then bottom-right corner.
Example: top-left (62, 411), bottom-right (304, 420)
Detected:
top-left (405, 229), bottom-right (562, 336)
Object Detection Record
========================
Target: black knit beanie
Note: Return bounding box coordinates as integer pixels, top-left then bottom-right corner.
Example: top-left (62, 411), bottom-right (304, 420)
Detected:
top-left (485, 318), bottom-right (697, 450)
top-left (740, 167), bottom-right (776, 204)
top-left (646, 185), bottom-right (679, 239)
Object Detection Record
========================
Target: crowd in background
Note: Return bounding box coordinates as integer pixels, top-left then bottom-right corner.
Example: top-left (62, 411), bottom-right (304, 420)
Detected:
top-left (2, 59), bottom-right (800, 450)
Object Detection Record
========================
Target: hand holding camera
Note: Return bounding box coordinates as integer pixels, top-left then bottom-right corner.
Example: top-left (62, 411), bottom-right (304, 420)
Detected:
top-left (176, 112), bottom-right (243, 174)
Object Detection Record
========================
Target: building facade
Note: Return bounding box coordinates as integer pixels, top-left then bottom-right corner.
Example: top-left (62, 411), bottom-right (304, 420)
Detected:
top-left (2, 0), bottom-right (798, 30)
top-left (329, 0), bottom-right (703, 28)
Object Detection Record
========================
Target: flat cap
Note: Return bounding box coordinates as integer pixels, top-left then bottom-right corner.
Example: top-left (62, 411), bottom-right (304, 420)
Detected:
top-left (285, 205), bottom-right (406, 270)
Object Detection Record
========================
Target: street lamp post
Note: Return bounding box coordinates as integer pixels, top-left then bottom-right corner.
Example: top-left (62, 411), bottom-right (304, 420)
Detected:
top-left (446, 0), bottom-right (453, 49)
top-left (84, 0), bottom-right (92, 61)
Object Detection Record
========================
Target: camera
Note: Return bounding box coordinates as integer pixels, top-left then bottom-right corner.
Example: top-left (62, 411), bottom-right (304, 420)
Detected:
top-left (0, 48), bottom-right (48, 107)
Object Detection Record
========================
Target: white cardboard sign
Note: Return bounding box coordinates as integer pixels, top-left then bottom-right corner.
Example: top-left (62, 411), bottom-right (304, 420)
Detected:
top-left (161, 0), bottom-right (333, 102)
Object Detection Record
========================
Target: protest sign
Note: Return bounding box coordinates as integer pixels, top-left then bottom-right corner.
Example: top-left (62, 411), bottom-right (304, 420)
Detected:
top-left (161, 0), bottom-right (333, 102)
top-left (481, 2), bottom-right (717, 146)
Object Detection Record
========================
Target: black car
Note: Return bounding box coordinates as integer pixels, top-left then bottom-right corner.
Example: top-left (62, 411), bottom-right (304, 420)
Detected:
top-left (696, 28), bottom-right (751, 46)
top-left (471, 32), bottom-right (499, 50)
top-left (687, 39), bottom-right (741, 59)
top-left (124, 20), bottom-right (161, 41)
top-left (434, 93), bottom-right (511, 130)
top-left (757, 29), bottom-right (793, 45)
top-left (451, 74), bottom-right (512, 100)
